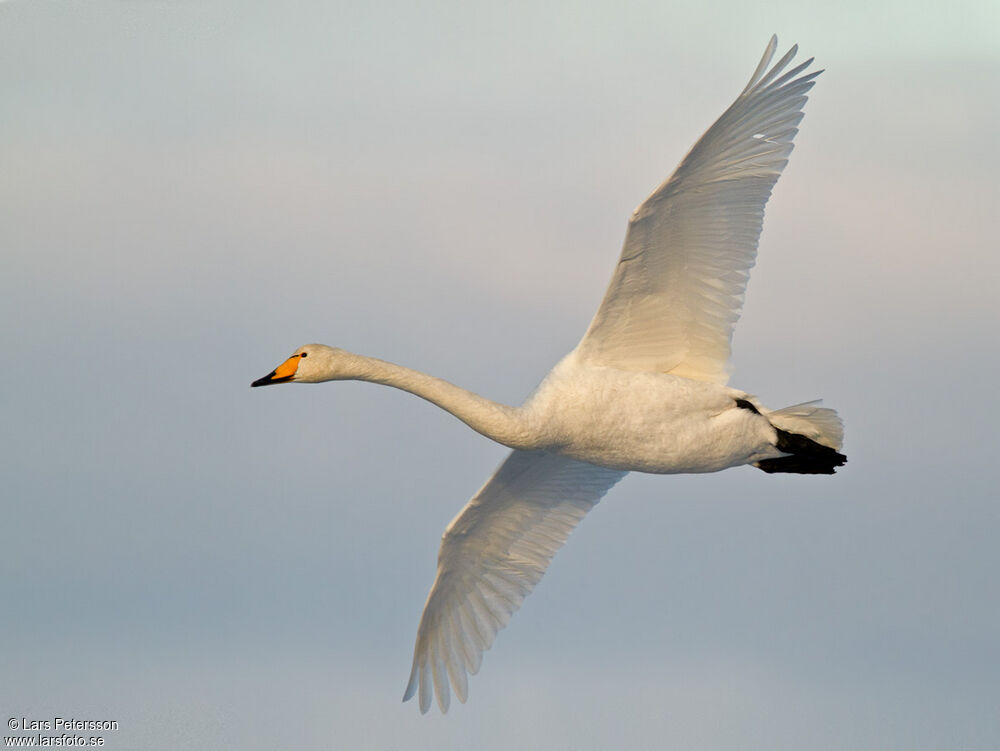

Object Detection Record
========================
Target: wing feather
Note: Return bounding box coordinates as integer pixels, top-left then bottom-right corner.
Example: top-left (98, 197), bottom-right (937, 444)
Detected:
top-left (576, 36), bottom-right (821, 383)
top-left (402, 450), bottom-right (627, 712)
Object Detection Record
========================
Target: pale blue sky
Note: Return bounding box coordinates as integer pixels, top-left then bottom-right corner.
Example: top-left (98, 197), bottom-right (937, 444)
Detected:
top-left (2, 1), bottom-right (998, 749)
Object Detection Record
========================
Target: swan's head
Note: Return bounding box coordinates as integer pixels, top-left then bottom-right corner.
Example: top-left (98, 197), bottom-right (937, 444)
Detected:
top-left (251, 344), bottom-right (349, 387)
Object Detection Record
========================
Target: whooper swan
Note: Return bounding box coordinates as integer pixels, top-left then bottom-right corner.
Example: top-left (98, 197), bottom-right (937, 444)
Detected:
top-left (252, 36), bottom-right (845, 714)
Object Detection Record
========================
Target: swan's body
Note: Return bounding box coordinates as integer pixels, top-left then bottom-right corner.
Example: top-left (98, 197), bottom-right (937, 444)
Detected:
top-left (517, 354), bottom-right (779, 473)
top-left (252, 37), bottom-right (845, 713)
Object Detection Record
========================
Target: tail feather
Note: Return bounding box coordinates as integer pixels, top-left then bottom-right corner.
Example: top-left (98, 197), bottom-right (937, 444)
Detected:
top-left (762, 401), bottom-right (843, 451)
top-left (755, 401), bottom-right (847, 475)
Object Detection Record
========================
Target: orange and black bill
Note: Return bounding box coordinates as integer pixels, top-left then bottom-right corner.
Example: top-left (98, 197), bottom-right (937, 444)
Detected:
top-left (251, 354), bottom-right (302, 387)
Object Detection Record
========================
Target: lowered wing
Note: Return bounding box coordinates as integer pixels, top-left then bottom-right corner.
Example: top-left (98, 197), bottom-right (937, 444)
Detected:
top-left (403, 450), bottom-right (627, 712)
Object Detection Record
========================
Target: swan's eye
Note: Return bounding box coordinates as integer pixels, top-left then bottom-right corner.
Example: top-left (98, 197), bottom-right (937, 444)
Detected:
top-left (300, 352), bottom-right (308, 358)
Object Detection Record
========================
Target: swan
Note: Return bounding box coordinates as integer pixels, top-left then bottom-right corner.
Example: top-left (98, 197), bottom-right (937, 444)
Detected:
top-left (251, 36), bottom-right (845, 713)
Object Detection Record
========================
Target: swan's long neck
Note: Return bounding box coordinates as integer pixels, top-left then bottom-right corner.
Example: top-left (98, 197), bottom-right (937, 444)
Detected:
top-left (335, 352), bottom-right (535, 449)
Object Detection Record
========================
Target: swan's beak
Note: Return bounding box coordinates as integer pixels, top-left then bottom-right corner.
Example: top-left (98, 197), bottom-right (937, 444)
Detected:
top-left (251, 354), bottom-right (301, 387)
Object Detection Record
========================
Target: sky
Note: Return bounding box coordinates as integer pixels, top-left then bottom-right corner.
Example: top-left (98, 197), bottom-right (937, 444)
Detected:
top-left (2, 1), bottom-right (998, 748)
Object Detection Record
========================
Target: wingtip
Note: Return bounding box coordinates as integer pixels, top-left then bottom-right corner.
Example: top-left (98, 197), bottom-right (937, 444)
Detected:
top-left (402, 661), bottom-right (422, 708)
top-left (402, 673), bottom-right (432, 714)
top-left (744, 35), bottom-right (780, 94)
top-left (432, 654), bottom-right (451, 713)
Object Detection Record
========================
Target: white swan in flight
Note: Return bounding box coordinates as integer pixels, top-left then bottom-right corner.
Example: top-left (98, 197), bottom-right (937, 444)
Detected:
top-left (252, 36), bottom-right (845, 714)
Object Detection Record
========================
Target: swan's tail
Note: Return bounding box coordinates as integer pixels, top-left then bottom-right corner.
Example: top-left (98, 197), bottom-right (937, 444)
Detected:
top-left (754, 401), bottom-right (847, 475)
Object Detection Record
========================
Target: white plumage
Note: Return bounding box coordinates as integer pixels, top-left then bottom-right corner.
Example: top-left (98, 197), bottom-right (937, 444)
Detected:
top-left (406, 451), bottom-right (627, 713)
top-left (252, 36), bottom-right (844, 714)
top-left (578, 39), bottom-right (820, 383)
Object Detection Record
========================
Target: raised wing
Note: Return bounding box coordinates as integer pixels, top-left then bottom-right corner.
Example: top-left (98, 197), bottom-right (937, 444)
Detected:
top-left (402, 450), bottom-right (627, 713)
top-left (576, 36), bottom-right (821, 384)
